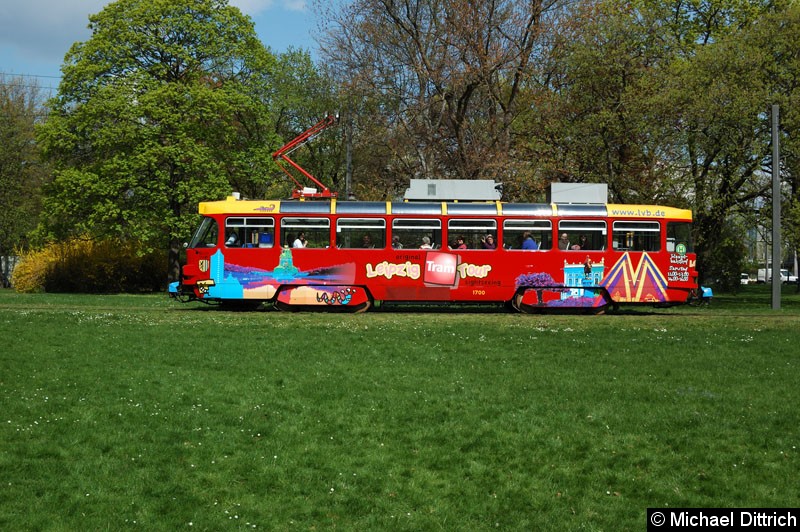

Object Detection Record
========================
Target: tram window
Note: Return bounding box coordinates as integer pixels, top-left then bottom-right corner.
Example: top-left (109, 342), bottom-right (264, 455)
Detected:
top-left (225, 217), bottom-right (275, 248)
top-left (189, 217), bottom-right (219, 248)
top-left (337, 218), bottom-right (386, 248)
top-left (667, 222), bottom-right (693, 252)
top-left (557, 221), bottom-right (606, 250)
top-left (392, 219), bottom-right (442, 249)
top-left (280, 217), bottom-right (330, 248)
top-left (447, 219), bottom-right (497, 250)
top-left (504, 220), bottom-right (552, 250)
top-left (612, 221), bottom-right (660, 252)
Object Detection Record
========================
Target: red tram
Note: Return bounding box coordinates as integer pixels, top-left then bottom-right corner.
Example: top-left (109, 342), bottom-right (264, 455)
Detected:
top-left (169, 195), bottom-right (701, 312)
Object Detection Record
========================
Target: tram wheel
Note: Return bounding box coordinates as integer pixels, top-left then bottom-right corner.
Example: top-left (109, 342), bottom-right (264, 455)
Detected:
top-left (351, 299), bottom-right (372, 313)
top-left (512, 293), bottom-right (544, 314)
top-left (514, 295), bottom-right (543, 314)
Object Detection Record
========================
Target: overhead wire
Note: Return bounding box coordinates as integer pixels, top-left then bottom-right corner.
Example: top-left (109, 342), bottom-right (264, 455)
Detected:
top-left (0, 72), bottom-right (61, 94)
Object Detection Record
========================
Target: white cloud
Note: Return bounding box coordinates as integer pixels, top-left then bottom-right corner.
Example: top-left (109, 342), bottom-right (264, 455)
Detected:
top-left (284, 0), bottom-right (308, 11)
top-left (229, 0), bottom-right (307, 16)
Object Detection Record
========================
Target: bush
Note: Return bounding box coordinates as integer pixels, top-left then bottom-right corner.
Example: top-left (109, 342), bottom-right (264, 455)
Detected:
top-left (13, 237), bottom-right (166, 293)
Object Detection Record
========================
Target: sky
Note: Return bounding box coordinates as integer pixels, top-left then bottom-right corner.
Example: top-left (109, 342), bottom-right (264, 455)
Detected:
top-left (0, 0), bottom-right (320, 94)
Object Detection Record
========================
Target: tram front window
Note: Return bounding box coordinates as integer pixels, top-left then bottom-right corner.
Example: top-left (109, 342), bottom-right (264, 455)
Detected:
top-left (667, 222), bottom-right (693, 252)
top-left (188, 217), bottom-right (219, 248)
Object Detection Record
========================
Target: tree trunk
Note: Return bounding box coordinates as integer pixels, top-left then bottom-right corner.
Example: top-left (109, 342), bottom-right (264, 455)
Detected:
top-left (168, 237), bottom-right (182, 284)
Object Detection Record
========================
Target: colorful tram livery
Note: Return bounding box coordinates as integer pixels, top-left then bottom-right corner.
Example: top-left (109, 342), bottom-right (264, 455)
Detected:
top-left (169, 196), bottom-right (701, 312)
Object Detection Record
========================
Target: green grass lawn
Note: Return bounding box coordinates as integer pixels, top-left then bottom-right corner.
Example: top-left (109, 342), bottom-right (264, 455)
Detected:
top-left (1, 286), bottom-right (798, 530)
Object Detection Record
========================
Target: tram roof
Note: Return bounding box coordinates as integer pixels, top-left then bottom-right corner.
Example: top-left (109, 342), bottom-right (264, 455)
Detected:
top-left (198, 197), bottom-right (692, 221)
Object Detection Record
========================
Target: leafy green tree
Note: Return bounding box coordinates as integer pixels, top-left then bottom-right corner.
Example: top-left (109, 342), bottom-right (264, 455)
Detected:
top-left (530, 0), bottom-right (681, 203)
top-left (663, 0), bottom-right (800, 286)
top-left (532, 0), bottom-right (780, 285)
top-left (0, 75), bottom-right (49, 283)
top-left (37, 0), bottom-right (279, 283)
top-left (318, 0), bottom-right (559, 198)
top-left (751, 2), bottom-right (800, 287)
top-left (266, 49), bottom-right (342, 199)
top-left (667, 21), bottom-right (772, 285)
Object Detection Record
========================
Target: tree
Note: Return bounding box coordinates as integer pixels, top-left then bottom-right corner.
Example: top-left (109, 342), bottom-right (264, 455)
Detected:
top-left (318, 0), bottom-right (565, 198)
top-left (674, 36), bottom-right (772, 287)
top-left (0, 75), bottom-right (49, 283)
top-left (752, 2), bottom-right (800, 288)
top-left (663, 0), bottom-right (793, 287)
top-left (37, 0), bottom-right (279, 283)
top-left (267, 49), bottom-right (342, 199)
top-left (529, 0), bottom-right (683, 204)
top-left (531, 0), bottom-right (779, 286)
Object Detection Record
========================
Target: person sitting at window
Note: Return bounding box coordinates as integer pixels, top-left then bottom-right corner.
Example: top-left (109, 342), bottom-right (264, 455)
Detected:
top-left (420, 236), bottom-right (433, 249)
top-left (481, 234), bottom-right (497, 249)
top-left (292, 232), bottom-right (306, 248)
top-left (558, 232), bottom-right (570, 250)
top-left (391, 236), bottom-right (403, 249)
top-left (225, 231), bottom-right (240, 247)
top-left (361, 234), bottom-right (374, 248)
top-left (453, 236), bottom-right (467, 250)
top-left (521, 231), bottom-right (538, 250)
top-left (574, 234), bottom-right (589, 250)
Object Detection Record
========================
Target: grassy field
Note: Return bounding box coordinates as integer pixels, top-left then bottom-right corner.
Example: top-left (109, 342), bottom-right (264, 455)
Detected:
top-left (1, 286), bottom-right (799, 530)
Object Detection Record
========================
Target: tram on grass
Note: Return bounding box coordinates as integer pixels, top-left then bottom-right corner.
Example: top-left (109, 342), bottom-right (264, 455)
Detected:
top-left (168, 195), bottom-right (703, 313)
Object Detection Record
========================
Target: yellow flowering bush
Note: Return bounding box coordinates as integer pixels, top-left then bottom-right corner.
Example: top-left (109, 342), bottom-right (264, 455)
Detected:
top-left (13, 237), bottom-right (165, 293)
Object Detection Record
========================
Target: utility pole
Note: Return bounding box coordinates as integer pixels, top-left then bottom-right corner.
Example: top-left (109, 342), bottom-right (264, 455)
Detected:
top-left (772, 104), bottom-right (781, 310)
